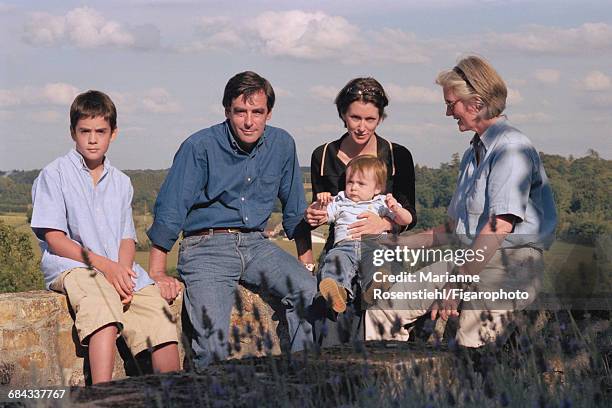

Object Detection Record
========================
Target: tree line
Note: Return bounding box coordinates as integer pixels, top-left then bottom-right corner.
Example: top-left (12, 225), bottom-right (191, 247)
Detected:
top-left (1, 151), bottom-right (610, 244)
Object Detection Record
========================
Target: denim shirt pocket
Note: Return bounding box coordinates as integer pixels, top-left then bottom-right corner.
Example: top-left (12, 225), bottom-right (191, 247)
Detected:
top-left (254, 174), bottom-right (281, 213)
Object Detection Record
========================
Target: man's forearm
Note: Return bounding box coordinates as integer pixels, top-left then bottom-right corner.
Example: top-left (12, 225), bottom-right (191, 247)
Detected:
top-left (148, 244), bottom-right (169, 279)
top-left (294, 222), bottom-right (314, 264)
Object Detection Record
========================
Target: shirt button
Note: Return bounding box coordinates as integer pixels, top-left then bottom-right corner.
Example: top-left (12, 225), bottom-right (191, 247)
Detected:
top-left (241, 197), bottom-right (245, 201)
top-left (247, 177), bottom-right (251, 182)
top-left (245, 217), bottom-right (249, 221)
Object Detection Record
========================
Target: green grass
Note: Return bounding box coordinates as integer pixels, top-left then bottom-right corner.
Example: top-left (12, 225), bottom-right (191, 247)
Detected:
top-left (2, 212), bottom-right (325, 275)
top-left (3, 211), bottom-right (604, 296)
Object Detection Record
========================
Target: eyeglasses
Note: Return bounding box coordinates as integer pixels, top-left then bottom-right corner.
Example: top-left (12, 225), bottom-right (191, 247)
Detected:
top-left (445, 99), bottom-right (460, 111)
top-left (345, 86), bottom-right (384, 97)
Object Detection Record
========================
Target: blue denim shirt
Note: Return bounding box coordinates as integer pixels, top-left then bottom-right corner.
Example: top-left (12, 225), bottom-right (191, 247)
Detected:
top-left (447, 118), bottom-right (557, 249)
top-left (147, 121), bottom-right (307, 251)
top-left (31, 149), bottom-right (154, 291)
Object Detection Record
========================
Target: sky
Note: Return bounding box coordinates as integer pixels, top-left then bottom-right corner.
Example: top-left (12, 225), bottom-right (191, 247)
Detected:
top-left (1, 0), bottom-right (611, 170)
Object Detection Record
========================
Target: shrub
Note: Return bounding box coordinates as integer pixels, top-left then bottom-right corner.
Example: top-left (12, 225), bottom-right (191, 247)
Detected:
top-left (0, 221), bottom-right (43, 292)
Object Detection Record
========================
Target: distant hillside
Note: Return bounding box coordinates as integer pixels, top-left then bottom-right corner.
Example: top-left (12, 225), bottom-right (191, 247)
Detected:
top-left (1, 153), bottom-right (609, 242)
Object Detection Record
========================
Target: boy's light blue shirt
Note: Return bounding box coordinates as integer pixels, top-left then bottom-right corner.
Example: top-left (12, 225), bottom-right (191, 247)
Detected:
top-left (30, 149), bottom-right (154, 291)
top-left (327, 191), bottom-right (395, 244)
top-left (447, 118), bottom-right (557, 249)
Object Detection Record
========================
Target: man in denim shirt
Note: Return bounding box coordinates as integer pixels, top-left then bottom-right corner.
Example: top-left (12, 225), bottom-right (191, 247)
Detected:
top-left (146, 71), bottom-right (317, 368)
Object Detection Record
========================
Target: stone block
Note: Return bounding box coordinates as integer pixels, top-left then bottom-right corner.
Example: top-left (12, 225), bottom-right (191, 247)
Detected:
top-left (1, 284), bottom-right (285, 387)
top-left (1, 328), bottom-right (41, 352)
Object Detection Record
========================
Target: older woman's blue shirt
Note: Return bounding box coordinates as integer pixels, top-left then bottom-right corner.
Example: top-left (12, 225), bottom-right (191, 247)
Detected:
top-left (447, 118), bottom-right (557, 249)
top-left (31, 149), bottom-right (154, 290)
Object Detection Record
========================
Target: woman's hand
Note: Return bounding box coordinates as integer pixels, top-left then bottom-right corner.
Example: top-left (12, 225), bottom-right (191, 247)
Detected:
top-left (304, 201), bottom-right (328, 227)
top-left (348, 212), bottom-right (393, 239)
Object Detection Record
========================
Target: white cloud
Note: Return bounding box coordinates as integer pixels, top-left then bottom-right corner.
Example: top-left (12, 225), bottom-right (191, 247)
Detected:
top-left (508, 112), bottom-right (553, 124)
top-left (309, 85), bottom-right (337, 102)
top-left (361, 28), bottom-right (431, 64)
top-left (483, 22), bottom-right (612, 55)
top-left (0, 83), bottom-right (80, 107)
top-left (30, 110), bottom-right (63, 124)
top-left (507, 88), bottom-right (523, 105)
top-left (180, 10), bottom-right (431, 64)
top-left (0, 89), bottom-right (21, 107)
top-left (253, 11), bottom-right (359, 59)
top-left (141, 88), bottom-right (181, 113)
top-left (0, 3), bottom-right (17, 13)
top-left (42, 83), bottom-right (80, 105)
top-left (22, 7), bottom-right (159, 49)
top-left (23, 12), bottom-right (65, 46)
top-left (578, 70), bottom-right (611, 91)
top-left (533, 69), bottom-right (561, 84)
top-left (273, 87), bottom-right (293, 99)
top-left (386, 84), bottom-right (439, 104)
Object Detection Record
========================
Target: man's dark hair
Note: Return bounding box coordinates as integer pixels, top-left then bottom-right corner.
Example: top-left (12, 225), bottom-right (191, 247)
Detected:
top-left (222, 71), bottom-right (275, 112)
top-left (335, 77), bottom-right (389, 125)
top-left (70, 90), bottom-right (117, 131)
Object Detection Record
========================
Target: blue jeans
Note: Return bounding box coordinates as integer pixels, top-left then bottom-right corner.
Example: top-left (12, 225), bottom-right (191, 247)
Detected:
top-left (177, 231), bottom-right (317, 369)
top-left (319, 239), bottom-right (379, 298)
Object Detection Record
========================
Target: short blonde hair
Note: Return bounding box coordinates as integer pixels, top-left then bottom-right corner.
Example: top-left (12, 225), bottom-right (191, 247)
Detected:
top-left (346, 155), bottom-right (387, 191)
top-left (435, 55), bottom-right (507, 119)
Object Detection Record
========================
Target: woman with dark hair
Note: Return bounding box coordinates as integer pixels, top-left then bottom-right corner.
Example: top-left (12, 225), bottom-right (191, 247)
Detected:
top-left (303, 77), bottom-right (417, 343)
top-left (305, 77), bottom-right (417, 245)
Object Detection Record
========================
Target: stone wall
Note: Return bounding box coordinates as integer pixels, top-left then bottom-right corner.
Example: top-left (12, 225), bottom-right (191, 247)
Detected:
top-left (0, 286), bottom-right (286, 387)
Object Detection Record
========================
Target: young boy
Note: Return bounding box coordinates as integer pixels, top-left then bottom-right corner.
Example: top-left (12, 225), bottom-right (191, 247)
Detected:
top-left (316, 155), bottom-right (413, 314)
top-left (30, 90), bottom-right (180, 384)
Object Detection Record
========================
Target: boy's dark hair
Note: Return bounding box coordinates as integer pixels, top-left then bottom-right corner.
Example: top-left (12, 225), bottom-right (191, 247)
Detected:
top-left (70, 90), bottom-right (117, 131)
top-left (222, 71), bottom-right (275, 112)
top-left (335, 77), bottom-right (389, 126)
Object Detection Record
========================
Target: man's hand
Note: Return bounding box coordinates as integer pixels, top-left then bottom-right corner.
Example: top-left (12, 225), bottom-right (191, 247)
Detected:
top-left (348, 212), bottom-right (392, 239)
top-left (316, 192), bottom-right (333, 205)
top-left (153, 274), bottom-right (182, 303)
top-left (304, 200), bottom-right (328, 227)
top-left (99, 261), bottom-right (137, 304)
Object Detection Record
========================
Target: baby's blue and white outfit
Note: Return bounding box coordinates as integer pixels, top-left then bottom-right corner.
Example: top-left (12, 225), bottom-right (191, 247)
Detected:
top-left (320, 192), bottom-right (398, 297)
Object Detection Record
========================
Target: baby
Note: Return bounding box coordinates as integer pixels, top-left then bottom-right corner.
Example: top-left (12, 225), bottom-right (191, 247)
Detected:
top-left (316, 155), bottom-right (413, 313)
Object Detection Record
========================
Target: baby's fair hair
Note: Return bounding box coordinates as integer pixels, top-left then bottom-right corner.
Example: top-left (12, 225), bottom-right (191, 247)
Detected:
top-left (70, 90), bottom-right (117, 132)
top-left (346, 155), bottom-right (387, 192)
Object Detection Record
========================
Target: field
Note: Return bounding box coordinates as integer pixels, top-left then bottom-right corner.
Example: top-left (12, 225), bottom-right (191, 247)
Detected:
top-left (1, 212), bottom-right (324, 275)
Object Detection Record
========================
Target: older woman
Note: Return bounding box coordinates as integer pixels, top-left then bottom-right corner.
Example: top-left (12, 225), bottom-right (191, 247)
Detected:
top-left (367, 56), bottom-right (557, 347)
top-left (304, 77), bottom-right (417, 344)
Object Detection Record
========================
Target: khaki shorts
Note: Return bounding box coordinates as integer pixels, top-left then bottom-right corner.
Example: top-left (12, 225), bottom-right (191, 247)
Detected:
top-left (365, 247), bottom-right (543, 347)
top-left (51, 267), bottom-right (178, 355)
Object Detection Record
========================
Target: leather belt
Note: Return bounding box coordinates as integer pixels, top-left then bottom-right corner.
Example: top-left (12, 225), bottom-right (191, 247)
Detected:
top-left (185, 228), bottom-right (259, 237)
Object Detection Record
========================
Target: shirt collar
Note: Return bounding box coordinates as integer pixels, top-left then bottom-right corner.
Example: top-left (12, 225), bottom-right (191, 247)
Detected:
top-left (477, 116), bottom-right (507, 150)
top-left (68, 148), bottom-right (110, 176)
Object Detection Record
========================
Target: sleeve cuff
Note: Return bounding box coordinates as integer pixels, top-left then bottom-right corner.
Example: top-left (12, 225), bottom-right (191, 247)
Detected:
top-left (488, 204), bottom-right (525, 222)
top-left (283, 214), bottom-right (305, 240)
top-left (146, 222), bottom-right (179, 252)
